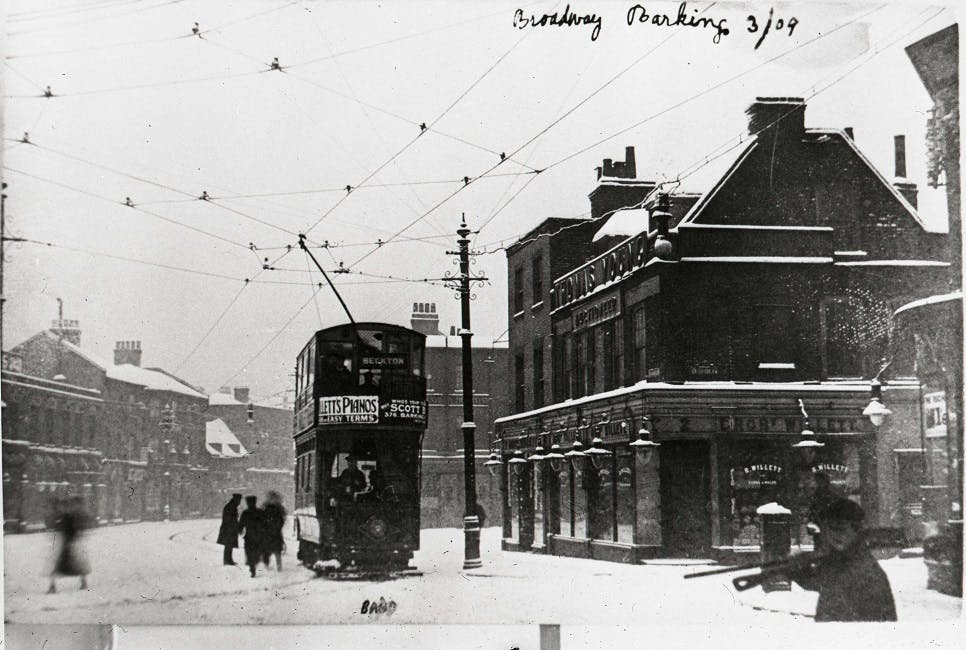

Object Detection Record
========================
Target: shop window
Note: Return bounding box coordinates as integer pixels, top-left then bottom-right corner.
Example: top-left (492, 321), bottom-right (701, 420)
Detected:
top-left (559, 467), bottom-right (573, 536)
top-left (532, 463), bottom-right (545, 545)
top-left (531, 255), bottom-right (543, 303)
top-left (593, 457), bottom-right (616, 541)
top-left (727, 445), bottom-right (786, 547)
top-left (616, 448), bottom-right (635, 543)
top-left (514, 266), bottom-right (524, 313)
top-left (573, 465), bottom-right (588, 539)
top-left (514, 353), bottom-right (525, 413)
top-left (532, 340), bottom-right (544, 409)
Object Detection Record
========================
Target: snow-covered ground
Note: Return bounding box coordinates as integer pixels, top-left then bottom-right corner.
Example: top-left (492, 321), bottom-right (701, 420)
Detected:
top-left (3, 519), bottom-right (961, 625)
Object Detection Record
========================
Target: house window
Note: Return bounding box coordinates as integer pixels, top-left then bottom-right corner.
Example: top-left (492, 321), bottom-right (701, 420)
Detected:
top-left (533, 339), bottom-right (545, 408)
top-left (514, 266), bottom-right (525, 313)
top-left (531, 255), bottom-right (543, 304)
top-left (644, 296), bottom-right (662, 379)
top-left (515, 353), bottom-right (526, 412)
top-left (756, 305), bottom-right (796, 366)
top-left (582, 330), bottom-right (596, 396)
top-left (602, 323), bottom-right (615, 391)
top-left (633, 306), bottom-right (646, 381)
top-left (574, 335), bottom-right (585, 398)
top-left (822, 295), bottom-right (890, 378)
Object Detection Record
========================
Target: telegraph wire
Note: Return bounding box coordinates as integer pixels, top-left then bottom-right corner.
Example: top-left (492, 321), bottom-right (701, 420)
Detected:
top-left (9, 0), bottom-right (143, 22)
top-left (197, 1), bottom-right (299, 38)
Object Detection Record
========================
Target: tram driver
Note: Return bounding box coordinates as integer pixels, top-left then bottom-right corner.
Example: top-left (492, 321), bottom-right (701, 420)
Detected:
top-left (339, 454), bottom-right (368, 501)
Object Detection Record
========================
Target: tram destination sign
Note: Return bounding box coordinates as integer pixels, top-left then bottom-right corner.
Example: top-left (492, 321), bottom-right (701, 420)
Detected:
top-left (360, 353), bottom-right (408, 368)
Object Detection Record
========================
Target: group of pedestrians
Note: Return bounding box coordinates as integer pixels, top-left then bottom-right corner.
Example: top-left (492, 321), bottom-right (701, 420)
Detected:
top-left (218, 491), bottom-right (287, 578)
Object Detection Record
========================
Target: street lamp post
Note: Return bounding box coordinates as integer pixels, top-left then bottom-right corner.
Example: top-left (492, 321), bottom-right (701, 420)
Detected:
top-left (445, 218), bottom-right (488, 569)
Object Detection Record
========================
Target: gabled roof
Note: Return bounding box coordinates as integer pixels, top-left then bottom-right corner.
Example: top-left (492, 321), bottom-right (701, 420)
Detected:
top-left (29, 330), bottom-right (206, 399)
top-left (205, 418), bottom-right (249, 458)
top-left (677, 129), bottom-right (939, 233)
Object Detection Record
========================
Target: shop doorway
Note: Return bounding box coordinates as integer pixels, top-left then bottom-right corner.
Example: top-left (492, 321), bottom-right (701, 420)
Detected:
top-left (660, 440), bottom-right (712, 557)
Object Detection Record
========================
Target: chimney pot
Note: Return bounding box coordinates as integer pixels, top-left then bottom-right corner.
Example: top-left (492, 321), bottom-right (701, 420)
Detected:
top-left (894, 135), bottom-right (907, 178)
top-left (114, 340), bottom-right (142, 366)
top-left (233, 387), bottom-right (250, 404)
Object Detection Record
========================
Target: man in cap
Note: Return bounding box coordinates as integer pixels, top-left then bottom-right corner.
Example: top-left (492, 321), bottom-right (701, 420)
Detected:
top-left (339, 454), bottom-right (367, 500)
top-left (787, 497), bottom-right (897, 622)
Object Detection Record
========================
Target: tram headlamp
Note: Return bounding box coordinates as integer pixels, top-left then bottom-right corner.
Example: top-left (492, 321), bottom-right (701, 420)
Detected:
top-left (367, 517), bottom-right (387, 538)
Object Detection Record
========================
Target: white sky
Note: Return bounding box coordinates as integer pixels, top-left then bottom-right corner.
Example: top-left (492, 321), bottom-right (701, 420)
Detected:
top-left (0, 0), bottom-right (958, 405)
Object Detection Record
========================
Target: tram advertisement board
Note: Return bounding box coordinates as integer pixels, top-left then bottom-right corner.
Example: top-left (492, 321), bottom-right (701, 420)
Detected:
top-left (381, 398), bottom-right (427, 425)
top-left (318, 395), bottom-right (380, 423)
top-left (316, 396), bottom-right (427, 425)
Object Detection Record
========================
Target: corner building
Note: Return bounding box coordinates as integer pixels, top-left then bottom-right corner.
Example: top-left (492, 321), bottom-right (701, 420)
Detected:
top-left (494, 98), bottom-right (953, 561)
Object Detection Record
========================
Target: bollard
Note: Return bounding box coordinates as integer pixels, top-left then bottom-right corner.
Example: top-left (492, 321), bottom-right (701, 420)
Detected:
top-left (757, 502), bottom-right (793, 592)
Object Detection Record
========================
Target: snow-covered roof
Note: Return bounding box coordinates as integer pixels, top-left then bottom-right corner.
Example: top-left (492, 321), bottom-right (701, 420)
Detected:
top-left (494, 379), bottom-right (922, 424)
top-left (425, 334), bottom-right (509, 349)
top-left (680, 256), bottom-right (833, 264)
top-left (834, 260), bottom-right (949, 267)
top-left (206, 419), bottom-right (248, 458)
top-left (209, 392), bottom-right (243, 406)
top-left (894, 290), bottom-right (963, 316)
top-left (37, 330), bottom-right (205, 399)
top-left (593, 208), bottom-right (648, 242)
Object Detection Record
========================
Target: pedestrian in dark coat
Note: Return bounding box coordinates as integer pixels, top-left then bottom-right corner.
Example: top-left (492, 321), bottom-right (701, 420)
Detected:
top-left (237, 495), bottom-right (263, 577)
top-left (260, 491), bottom-right (287, 571)
top-left (48, 496), bottom-right (91, 593)
top-left (217, 493), bottom-right (242, 565)
top-left (788, 497), bottom-right (897, 622)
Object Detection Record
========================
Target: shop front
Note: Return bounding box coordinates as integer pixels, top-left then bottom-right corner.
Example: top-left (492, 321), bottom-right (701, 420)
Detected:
top-left (494, 382), bottom-right (920, 562)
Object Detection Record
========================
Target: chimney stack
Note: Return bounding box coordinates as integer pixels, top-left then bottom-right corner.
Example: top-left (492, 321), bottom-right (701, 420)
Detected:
top-left (745, 97), bottom-right (806, 139)
top-left (844, 127), bottom-right (854, 141)
top-left (113, 340), bottom-right (142, 366)
top-left (893, 134), bottom-right (918, 208)
top-left (233, 387), bottom-right (250, 404)
top-left (410, 301), bottom-right (442, 335)
top-left (50, 319), bottom-right (81, 346)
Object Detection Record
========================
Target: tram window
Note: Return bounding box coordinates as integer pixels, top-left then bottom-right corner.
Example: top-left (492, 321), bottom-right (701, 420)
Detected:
top-left (307, 341), bottom-right (315, 391)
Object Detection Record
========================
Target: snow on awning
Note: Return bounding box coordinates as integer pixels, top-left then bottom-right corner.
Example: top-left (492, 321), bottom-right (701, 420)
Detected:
top-left (592, 208), bottom-right (648, 242)
top-left (206, 418), bottom-right (248, 458)
top-left (894, 290), bottom-right (963, 315)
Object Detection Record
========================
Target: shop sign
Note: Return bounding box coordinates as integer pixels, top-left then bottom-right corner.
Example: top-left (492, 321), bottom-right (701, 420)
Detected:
top-left (811, 462), bottom-right (851, 487)
top-left (924, 392), bottom-right (947, 438)
top-left (572, 294), bottom-right (621, 332)
top-left (380, 399), bottom-right (427, 425)
top-left (734, 463), bottom-right (783, 488)
top-left (318, 396), bottom-right (379, 424)
top-left (552, 231), bottom-right (649, 311)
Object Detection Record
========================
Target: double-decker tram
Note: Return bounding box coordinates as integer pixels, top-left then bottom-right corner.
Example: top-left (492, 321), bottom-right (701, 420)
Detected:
top-left (293, 322), bottom-right (427, 577)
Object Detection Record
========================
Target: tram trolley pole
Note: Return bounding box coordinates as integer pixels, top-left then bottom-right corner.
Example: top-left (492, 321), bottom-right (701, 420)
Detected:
top-left (443, 217), bottom-right (488, 570)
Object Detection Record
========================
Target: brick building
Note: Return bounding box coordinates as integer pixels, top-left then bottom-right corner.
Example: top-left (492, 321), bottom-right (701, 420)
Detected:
top-left (3, 323), bottom-right (210, 527)
top-left (409, 302), bottom-right (509, 528)
top-left (206, 387), bottom-right (294, 510)
top-left (495, 97), bottom-right (952, 562)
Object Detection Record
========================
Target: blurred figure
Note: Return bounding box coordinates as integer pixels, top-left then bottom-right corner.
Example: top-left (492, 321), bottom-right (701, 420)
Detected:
top-left (807, 472), bottom-right (836, 552)
top-left (788, 497), bottom-right (897, 622)
top-left (261, 491), bottom-right (287, 571)
top-left (237, 496), bottom-right (263, 578)
top-left (48, 496), bottom-right (91, 593)
top-left (217, 493), bottom-right (242, 565)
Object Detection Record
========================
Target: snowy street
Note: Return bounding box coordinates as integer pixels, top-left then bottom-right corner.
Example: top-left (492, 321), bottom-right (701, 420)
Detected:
top-left (3, 519), bottom-right (961, 625)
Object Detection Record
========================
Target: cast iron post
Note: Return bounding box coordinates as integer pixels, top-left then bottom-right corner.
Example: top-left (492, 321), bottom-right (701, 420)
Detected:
top-left (446, 218), bottom-right (487, 569)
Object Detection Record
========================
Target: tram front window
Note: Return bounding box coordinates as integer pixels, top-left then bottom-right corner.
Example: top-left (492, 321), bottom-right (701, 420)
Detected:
top-left (329, 451), bottom-right (394, 505)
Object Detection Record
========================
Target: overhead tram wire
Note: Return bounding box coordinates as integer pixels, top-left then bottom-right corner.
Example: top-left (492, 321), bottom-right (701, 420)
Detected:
top-left (23, 140), bottom-right (303, 237)
top-left (471, 6), bottom-right (943, 257)
top-left (299, 14), bottom-right (546, 239)
top-left (364, 2), bottom-right (887, 258)
top-left (3, 166), bottom-right (251, 250)
top-left (533, 3), bottom-right (888, 177)
top-left (221, 282), bottom-right (326, 387)
top-left (344, 3), bottom-right (720, 267)
top-left (8, 236), bottom-right (247, 282)
top-left (7, 0), bottom-right (184, 37)
top-left (9, 0), bottom-right (144, 22)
